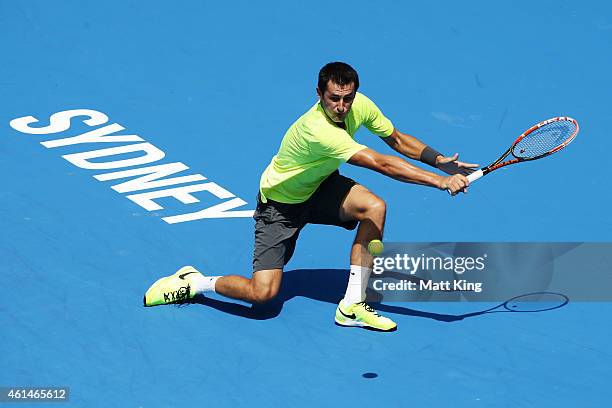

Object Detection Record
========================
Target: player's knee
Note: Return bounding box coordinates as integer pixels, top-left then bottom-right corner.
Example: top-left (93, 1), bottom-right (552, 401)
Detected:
top-left (363, 196), bottom-right (386, 220)
top-left (251, 283), bottom-right (279, 304)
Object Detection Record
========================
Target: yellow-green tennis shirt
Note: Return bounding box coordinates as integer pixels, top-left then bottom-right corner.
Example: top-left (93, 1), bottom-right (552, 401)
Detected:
top-left (259, 92), bottom-right (394, 204)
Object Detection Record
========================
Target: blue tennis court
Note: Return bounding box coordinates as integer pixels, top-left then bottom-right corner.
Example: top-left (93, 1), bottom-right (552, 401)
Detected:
top-left (2, 1), bottom-right (611, 406)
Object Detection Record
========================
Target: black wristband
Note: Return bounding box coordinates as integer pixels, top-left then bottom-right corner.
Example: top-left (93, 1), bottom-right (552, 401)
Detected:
top-left (420, 146), bottom-right (443, 167)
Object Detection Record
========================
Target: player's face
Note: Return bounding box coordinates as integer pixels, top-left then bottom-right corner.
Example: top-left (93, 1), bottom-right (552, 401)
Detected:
top-left (317, 81), bottom-right (356, 123)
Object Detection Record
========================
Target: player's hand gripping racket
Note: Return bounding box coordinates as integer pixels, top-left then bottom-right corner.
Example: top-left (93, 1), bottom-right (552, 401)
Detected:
top-left (467, 117), bottom-right (579, 183)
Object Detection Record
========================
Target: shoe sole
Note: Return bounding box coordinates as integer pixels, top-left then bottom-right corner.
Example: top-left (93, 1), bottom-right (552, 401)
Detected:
top-left (334, 320), bottom-right (397, 332)
top-left (143, 294), bottom-right (194, 307)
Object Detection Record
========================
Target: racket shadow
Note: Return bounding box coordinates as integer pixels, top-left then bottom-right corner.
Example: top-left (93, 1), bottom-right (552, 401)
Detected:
top-left (375, 292), bottom-right (570, 322)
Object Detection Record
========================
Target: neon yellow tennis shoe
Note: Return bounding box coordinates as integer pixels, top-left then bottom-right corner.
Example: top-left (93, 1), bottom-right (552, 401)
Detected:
top-left (335, 301), bottom-right (397, 332)
top-left (143, 266), bottom-right (199, 307)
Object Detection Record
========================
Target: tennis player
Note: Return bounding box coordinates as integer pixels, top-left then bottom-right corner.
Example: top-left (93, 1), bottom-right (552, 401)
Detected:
top-left (144, 62), bottom-right (476, 331)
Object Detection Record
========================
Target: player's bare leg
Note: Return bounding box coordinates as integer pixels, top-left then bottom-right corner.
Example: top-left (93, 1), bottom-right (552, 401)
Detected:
top-left (214, 269), bottom-right (283, 304)
top-left (339, 184), bottom-right (386, 268)
top-left (144, 268), bottom-right (282, 306)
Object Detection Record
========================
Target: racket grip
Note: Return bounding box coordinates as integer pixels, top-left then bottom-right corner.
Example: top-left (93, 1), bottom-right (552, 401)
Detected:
top-left (467, 169), bottom-right (484, 183)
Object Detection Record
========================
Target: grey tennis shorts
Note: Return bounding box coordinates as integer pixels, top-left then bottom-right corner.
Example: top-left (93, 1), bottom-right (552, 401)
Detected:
top-left (252, 171), bottom-right (358, 272)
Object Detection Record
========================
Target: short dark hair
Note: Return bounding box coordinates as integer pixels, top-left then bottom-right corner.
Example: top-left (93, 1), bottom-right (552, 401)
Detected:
top-left (318, 62), bottom-right (359, 95)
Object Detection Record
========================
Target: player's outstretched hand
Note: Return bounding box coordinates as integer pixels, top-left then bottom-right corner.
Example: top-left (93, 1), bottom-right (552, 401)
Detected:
top-left (436, 153), bottom-right (479, 176)
top-left (439, 174), bottom-right (469, 196)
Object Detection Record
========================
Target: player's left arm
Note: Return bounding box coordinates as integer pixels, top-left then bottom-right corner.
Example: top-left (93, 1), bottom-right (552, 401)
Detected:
top-left (382, 128), bottom-right (478, 176)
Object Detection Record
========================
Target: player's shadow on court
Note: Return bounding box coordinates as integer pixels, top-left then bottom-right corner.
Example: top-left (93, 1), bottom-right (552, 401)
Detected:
top-left (190, 268), bottom-right (350, 320)
top-left (190, 268), bottom-right (563, 322)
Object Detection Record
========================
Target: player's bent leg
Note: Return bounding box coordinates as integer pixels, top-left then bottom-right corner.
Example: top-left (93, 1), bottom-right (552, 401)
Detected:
top-left (215, 268), bottom-right (283, 304)
top-left (144, 266), bottom-right (283, 306)
top-left (339, 184), bottom-right (387, 266)
top-left (336, 184), bottom-right (397, 331)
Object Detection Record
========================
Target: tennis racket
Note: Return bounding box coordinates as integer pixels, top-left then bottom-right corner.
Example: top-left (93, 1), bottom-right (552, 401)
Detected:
top-left (467, 117), bottom-right (579, 183)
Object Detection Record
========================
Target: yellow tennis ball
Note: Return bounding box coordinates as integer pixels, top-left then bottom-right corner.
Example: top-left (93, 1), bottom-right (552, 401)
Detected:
top-left (368, 240), bottom-right (384, 256)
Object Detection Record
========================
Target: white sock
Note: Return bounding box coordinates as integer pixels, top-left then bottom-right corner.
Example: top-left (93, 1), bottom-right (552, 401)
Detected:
top-left (341, 265), bottom-right (372, 307)
top-left (188, 273), bottom-right (220, 294)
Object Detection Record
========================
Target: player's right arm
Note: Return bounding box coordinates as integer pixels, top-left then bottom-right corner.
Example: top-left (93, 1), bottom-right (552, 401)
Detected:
top-left (348, 148), bottom-right (468, 195)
